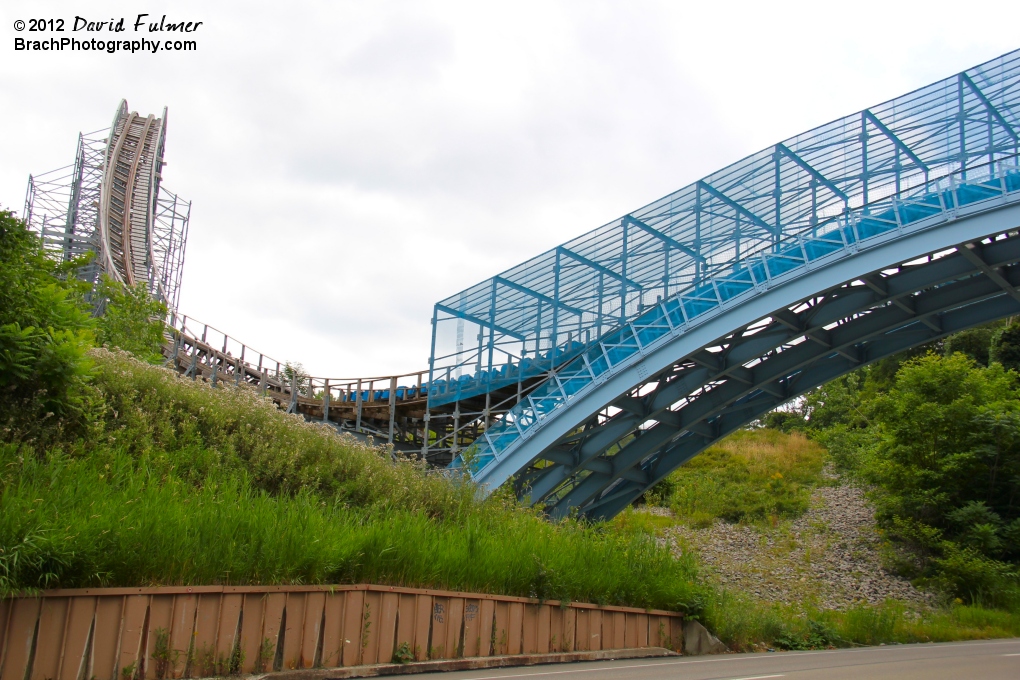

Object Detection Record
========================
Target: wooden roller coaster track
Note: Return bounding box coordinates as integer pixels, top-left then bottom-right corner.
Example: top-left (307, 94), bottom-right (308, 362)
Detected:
top-left (162, 316), bottom-right (434, 456)
top-left (98, 101), bottom-right (170, 298)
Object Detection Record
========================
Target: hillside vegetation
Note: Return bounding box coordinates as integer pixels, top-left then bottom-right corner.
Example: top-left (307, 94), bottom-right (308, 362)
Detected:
top-left (0, 209), bottom-right (703, 613)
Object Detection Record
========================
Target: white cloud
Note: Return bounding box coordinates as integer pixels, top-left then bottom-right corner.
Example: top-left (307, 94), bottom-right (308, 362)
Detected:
top-left (2, 0), bottom-right (1018, 376)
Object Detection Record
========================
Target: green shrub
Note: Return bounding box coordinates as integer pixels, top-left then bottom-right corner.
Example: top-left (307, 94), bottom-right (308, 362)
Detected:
top-left (944, 324), bottom-right (1004, 367)
top-left (837, 603), bottom-right (901, 645)
top-left (928, 544), bottom-right (1020, 610)
top-left (93, 276), bottom-right (167, 362)
top-left (800, 352), bottom-right (1020, 606)
top-left (703, 595), bottom-right (1020, 651)
top-left (859, 355), bottom-right (1020, 598)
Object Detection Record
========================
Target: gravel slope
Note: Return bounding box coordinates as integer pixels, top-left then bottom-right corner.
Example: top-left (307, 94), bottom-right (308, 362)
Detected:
top-left (661, 477), bottom-right (934, 610)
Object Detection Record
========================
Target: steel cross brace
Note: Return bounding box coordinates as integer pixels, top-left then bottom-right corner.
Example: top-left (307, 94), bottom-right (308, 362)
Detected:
top-left (493, 275), bottom-right (588, 319)
top-left (556, 246), bottom-right (643, 290)
top-left (775, 143), bottom-right (849, 203)
top-left (582, 290), bottom-right (1020, 520)
top-left (551, 269), bottom-right (1020, 517)
top-left (523, 235), bottom-right (1020, 515)
top-left (696, 180), bottom-right (778, 237)
top-left (622, 215), bottom-right (706, 263)
top-left (959, 73), bottom-right (1019, 143)
top-left (522, 242), bottom-right (992, 504)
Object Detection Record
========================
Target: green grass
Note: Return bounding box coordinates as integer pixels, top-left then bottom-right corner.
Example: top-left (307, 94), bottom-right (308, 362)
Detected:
top-left (703, 592), bottom-right (1020, 651)
top-left (0, 349), bottom-right (705, 613)
top-left (607, 507), bottom-right (677, 536)
top-left (648, 428), bottom-right (828, 526)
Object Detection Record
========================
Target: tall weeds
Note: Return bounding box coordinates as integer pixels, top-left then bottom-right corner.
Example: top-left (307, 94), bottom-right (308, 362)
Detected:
top-left (0, 349), bottom-right (704, 613)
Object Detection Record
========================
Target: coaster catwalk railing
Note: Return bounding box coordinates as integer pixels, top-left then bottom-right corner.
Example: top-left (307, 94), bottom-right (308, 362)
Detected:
top-left (162, 316), bottom-right (553, 465)
top-left (163, 316), bottom-right (430, 452)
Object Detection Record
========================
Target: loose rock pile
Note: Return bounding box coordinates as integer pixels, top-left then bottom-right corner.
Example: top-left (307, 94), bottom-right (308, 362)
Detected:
top-left (662, 477), bottom-right (934, 610)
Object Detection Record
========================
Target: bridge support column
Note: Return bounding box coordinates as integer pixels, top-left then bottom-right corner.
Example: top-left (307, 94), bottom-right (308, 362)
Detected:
top-left (287, 373), bottom-right (298, 414)
top-left (355, 379), bottom-right (363, 432)
top-left (388, 376), bottom-right (397, 444)
top-left (422, 411), bottom-right (431, 459)
top-left (452, 402), bottom-right (460, 455)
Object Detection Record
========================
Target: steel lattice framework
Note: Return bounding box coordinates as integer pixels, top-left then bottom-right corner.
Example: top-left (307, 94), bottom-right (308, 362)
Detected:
top-left (424, 49), bottom-right (1020, 519)
top-left (24, 100), bottom-right (190, 313)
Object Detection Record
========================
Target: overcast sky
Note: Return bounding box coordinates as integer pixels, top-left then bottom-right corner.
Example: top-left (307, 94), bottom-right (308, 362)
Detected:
top-left (3, 1), bottom-right (1018, 378)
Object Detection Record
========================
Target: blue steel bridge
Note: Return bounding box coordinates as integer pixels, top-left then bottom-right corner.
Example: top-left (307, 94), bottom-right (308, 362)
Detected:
top-left (425, 48), bottom-right (1020, 519)
top-left (163, 49), bottom-right (1020, 522)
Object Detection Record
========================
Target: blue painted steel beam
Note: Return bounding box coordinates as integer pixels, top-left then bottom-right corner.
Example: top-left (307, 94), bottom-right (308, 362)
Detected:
top-left (960, 73), bottom-right (1019, 143)
top-left (555, 246), bottom-right (642, 290)
top-left (862, 110), bottom-right (929, 172)
top-left (550, 257), bottom-right (1003, 497)
top-left (622, 215), bottom-right (706, 263)
top-left (583, 291), bottom-right (1020, 520)
top-left (526, 235), bottom-right (1020, 506)
top-left (775, 143), bottom-right (849, 202)
top-left (548, 263), bottom-right (1020, 517)
top-left (492, 275), bottom-right (588, 318)
top-left (696, 180), bottom-right (778, 236)
top-left (434, 303), bottom-right (527, 341)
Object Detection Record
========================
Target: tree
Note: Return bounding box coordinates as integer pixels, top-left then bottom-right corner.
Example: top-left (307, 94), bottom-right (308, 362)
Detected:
top-left (804, 371), bottom-right (869, 431)
top-left (990, 322), bottom-right (1020, 373)
top-left (944, 323), bottom-right (1005, 367)
top-left (866, 353), bottom-right (1020, 555)
top-left (0, 209), bottom-right (95, 424)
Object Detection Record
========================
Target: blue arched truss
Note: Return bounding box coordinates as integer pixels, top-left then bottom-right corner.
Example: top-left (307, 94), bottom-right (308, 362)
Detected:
top-left (427, 49), bottom-right (1020, 519)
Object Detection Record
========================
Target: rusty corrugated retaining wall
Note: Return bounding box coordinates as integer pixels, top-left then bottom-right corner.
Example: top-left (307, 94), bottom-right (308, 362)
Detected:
top-left (0, 585), bottom-right (683, 680)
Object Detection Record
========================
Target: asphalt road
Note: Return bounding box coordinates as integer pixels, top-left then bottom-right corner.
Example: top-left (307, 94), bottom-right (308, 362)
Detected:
top-left (422, 639), bottom-right (1020, 680)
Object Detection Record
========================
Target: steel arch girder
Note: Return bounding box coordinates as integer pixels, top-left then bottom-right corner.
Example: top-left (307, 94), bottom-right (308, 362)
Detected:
top-left (528, 242), bottom-right (1020, 507)
top-left (581, 291), bottom-right (1020, 521)
top-left (471, 201), bottom-right (1020, 499)
top-left (548, 271), bottom-right (1020, 517)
